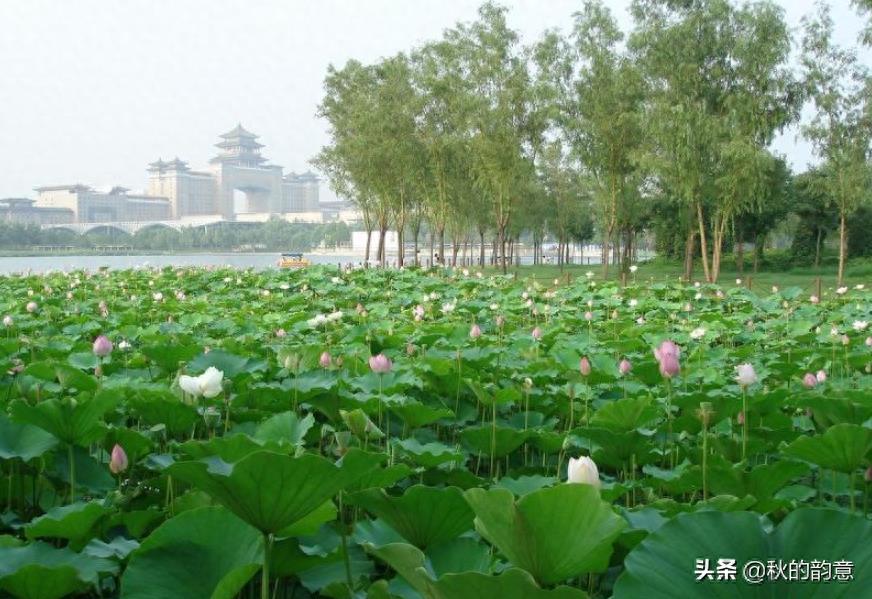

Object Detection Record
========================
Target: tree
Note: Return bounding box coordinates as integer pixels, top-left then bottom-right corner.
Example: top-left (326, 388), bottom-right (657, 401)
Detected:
top-left (801, 4), bottom-right (872, 284)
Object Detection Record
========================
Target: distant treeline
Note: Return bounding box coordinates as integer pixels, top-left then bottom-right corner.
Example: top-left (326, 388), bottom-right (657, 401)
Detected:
top-left (0, 219), bottom-right (352, 252)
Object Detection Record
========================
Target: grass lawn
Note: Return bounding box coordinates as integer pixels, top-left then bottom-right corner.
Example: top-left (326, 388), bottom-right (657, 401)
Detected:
top-left (484, 257), bottom-right (870, 296)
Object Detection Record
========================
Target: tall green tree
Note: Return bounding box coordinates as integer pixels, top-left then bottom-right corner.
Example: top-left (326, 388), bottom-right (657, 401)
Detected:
top-left (802, 4), bottom-right (872, 284)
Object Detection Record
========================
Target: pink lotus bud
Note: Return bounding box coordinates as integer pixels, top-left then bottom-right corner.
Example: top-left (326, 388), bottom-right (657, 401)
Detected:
top-left (802, 373), bottom-right (817, 389)
top-left (109, 444), bottom-right (128, 474)
top-left (579, 356), bottom-right (592, 376)
top-left (816, 370), bottom-right (827, 383)
top-left (319, 351), bottom-right (332, 368)
top-left (658, 353), bottom-right (680, 378)
top-left (584, 311), bottom-right (593, 321)
top-left (531, 327), bottom-right (543, 341)
top-left (495, 315), bottom-right (505, 328)
top-left (369, 353), bottom-right (392, 374)
top-left (26, 301), bottom-right (38, 313)
top-left (737, 411), bottom-right (745, 425)
top-left (619, 359), bottom-right (632, 375)
top-left (92, 335), bottom-right (113, 357)
top-left (469, 323), bottom-right (482, 339)
top-left (275, 328), bottom-right (287, 338)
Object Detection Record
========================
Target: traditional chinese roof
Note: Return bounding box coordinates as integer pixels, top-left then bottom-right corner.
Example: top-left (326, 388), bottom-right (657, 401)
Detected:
top-left (219, 123), bottom-right (259, 139)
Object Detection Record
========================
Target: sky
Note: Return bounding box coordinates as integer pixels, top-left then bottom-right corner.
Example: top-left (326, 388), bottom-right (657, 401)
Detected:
top-left (0, 0), bottom-right (868, 201)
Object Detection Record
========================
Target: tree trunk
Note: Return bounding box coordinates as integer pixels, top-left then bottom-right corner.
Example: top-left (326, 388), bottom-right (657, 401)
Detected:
top-left (736, 228), bottom-right (744, 273)
top-left (413, 229), bottom-right (419, 266)
top-left (683, 228), bottom-right (696, 282)
top-left (479, 230), bottom-right (485, 266)
top-left (838, 211), bottom-right (847, 286)
top-left (364, 228), bottom-right (372, 265)
top-left (695, 202), bottom-right (712, 283)
top-left (601, 227), bottom-right (611, 279)
top-left (814, 228), bottom-right (822, 268)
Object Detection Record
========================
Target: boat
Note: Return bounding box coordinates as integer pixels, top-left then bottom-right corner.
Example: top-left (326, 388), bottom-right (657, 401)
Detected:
top-left (277, 253), bottom-right (310, 269)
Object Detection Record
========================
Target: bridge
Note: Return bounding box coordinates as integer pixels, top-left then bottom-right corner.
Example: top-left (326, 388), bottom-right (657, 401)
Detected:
top-left (41, 215), bottom-right (232, 235)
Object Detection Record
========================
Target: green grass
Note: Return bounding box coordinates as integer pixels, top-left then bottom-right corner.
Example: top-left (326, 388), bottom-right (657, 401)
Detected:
top-left (483, 256), bottom-right (869, 295)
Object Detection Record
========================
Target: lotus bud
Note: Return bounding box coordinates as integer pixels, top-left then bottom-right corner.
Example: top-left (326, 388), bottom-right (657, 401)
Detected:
top-left (802, 373), bottom-right (817, 389)
top-left (275, 328), bottom-right (287, 338)
top-left (579, 356), bottom-right (592, 376)
top-left (531, 327), bottom-right (543, 341)
top-left (109, 444), bottom-right (129, 474)
top-left (2, 315), bottom-right (12, 327)
top-left (659, 353), bottom-right (680, 378)
top-left (584, 311), bottom-right (593, 321)
top-left (93, 335), bottom-right (113, 357)
top-left (469, 323), bottom-right (482, 340)
top-left (26, 301), bottom-right (38, 313)
top-left (619, 358), bottom-right (632, 376)
top-left (815, 370), bottom-right (827, 383)
top-left (523, 377), bottom-right (533, 389)
top-left (567, 456), bottom-right (601, 488)
top-left (319, 351), bottom-right (332, 368)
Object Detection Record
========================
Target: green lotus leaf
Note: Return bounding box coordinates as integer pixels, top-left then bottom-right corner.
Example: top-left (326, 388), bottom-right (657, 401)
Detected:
top-left (461, 425), bottom-right (528, 458)
top-left (25, 501), bottom-right (109, 550)
top-left (168, 449), bottom-right (383, 534)
top-left (0, 413), bottom-right (58, 461)
top-left (121, 506), bottom-right (263, 599)
top-left (11, 394), bottom-right (115, 446)
top-left (352, 485), bottom-right (474, 548)
top-left (784, 423), bottom-right (872, 473)
top-left (253, 411), bottom-right (314, 447)
top-left (0, 541), bottom-right (116, 599)
top-left (464, 484), bottom-right (625, 585)
top-left (613, 507), bottom-right (872, 598)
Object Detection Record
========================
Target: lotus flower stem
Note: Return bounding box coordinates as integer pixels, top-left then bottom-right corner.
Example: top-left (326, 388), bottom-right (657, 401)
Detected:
top-left (741, 388), bottom-right (748, 461)
top-left (68, 444), bottom-right (75, 504)
top-left (849, 470), bottom-right (856, 512)
top-left (490, 401), bottom-right (497, 480)
top-left (261, 533), bottom-right (273, 599)
top-left (339, 492), bottom-right (354, 590)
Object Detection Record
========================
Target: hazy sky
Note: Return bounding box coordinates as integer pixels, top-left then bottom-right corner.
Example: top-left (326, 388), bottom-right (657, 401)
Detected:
top-left (1, 0), bottom-right (868, 200)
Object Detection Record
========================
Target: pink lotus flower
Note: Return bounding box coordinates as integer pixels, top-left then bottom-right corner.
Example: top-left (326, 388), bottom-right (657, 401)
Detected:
top-left (369, 353), bottom-right (392, 374)
top-left (275, 328), bottom-right (287, 338)
top-left (26, 301), bottom-right (38, 313)
top-left (531, 327), bottom-right (543, 341)
top-left (584, 311), bottom-right (593, 321)
top-left (802, 373), bottom-right (817, 389)
top-left (92, 335), bottom-right (113, 357)
top-left (319, 351), bottom-right (332, 368)
top-left (653, 340), bottom-right (681, 362)
top-left (658, 353), bottom-right (680, 378)
top-left (579, 356), bottom-right (592, 376)
top-left (619, 358), bottom-right (632, 376)
top-left (737, 411), bottom-right (745, 425)
top-left (469, 323), bottom-right (482, 340)
top-left (109, 444), bottom-right (128, 474)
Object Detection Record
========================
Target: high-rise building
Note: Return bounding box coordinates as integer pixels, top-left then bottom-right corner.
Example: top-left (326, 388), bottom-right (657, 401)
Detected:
top-left (283, 171), bottom-right (321, 212)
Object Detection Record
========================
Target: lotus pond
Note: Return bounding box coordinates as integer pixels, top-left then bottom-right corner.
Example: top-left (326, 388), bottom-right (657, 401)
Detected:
top-left (0, 266), bottom-right (871, 599)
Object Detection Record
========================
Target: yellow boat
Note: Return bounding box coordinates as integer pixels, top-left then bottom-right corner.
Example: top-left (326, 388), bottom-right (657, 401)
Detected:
top-left (277, 253), bottom-right (310, 269)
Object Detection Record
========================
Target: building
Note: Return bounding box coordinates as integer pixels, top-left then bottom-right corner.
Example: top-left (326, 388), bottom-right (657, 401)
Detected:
top-left (23, 125), bottom-right (333, 226)
top-left (283, 171), bottom-right (321, 212)
top-left (0, 198), bottom-right (73, 225)
top-left (33, 185), bottom-right (171, 223)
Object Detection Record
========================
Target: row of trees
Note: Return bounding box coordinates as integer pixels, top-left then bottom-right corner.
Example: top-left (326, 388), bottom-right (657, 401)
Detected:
top-left (0, 220), bottom-right (351, 253)
top-left (315, 0), bottom-right (872, 282)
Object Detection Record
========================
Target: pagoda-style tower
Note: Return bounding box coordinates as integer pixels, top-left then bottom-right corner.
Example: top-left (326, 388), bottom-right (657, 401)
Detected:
top-left (208, 124), bottom-right (283, 217)
top-left (210, 124), bottom-right (267, 168)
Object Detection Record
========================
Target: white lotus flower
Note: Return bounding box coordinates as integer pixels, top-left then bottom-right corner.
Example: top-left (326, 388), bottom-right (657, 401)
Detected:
top-left (629, 265), bottom-right (638, 273)
top-left (327, 310), bottom-right (343, 322)
top-left (628, 299), bottom-right (638, 308)
top-left (585, 271), bottom-right (594, 279)
top-left (179, 367), bottom-right (224, 398)
top-left (836, 287), bottom-right (848, 295)
top-left (690, 327), bottom-right (706, 340)
top-left (855, 284), bottom-right (865, 290)
top-left (567, 456), bottom-right (601, 488)
top-left (853, 321), bottom-right (868, 332)
top-left (735, 363), bottom-right (757, 387)
top-left (441, 302), bottom-right (455, 314)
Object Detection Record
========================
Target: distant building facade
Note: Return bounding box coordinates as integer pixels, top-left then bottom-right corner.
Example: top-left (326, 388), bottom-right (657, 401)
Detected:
top-left (0, 198), bottom-right (73, 225)
top-left (33, 185), bottom-right (171, 223)
top-left (18, 125), bottom-right (330, 227)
